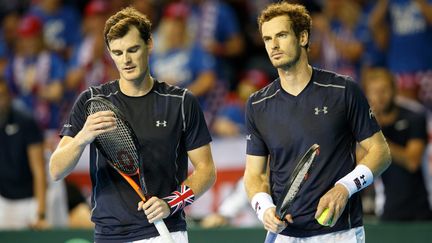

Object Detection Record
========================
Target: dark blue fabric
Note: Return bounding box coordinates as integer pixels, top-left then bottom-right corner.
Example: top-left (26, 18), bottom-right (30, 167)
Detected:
top-left (60, 79), bottom-right (211, 241)
top-left (0, 107), bottom-right (43, 199)
top-left (380, 106), bottom-right (432, 221)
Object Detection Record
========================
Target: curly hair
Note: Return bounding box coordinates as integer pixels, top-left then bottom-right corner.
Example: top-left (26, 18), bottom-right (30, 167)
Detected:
top-left (258, 2), bottom-right (312, 49)
top-left (104, 7), bottom-right (152, 48)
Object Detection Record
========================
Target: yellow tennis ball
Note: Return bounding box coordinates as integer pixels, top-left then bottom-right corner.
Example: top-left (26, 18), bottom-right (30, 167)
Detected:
top-left (317, 208), bottom-right (332, 226)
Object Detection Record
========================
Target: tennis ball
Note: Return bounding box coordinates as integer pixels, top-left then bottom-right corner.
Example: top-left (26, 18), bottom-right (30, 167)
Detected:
top-left (317, 208), bottom-right (332, 226)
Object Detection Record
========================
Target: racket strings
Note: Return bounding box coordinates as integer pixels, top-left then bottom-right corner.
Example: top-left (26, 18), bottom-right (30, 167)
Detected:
top-left (282, 151), bottom-right (318, 207)
top-left (87, 101), bottom-right (139, 175)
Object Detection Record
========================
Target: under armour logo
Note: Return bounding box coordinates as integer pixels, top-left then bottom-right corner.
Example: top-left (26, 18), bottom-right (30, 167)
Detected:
top-left (246, 134), bottom-right (251, 140)
top-left (314, 106), bottom-right (328, 115)
top-left (360, 174), bottom-right (366, 185)
top-left (353, 178), bottom-right (362, 190)
top-left (156, 120), bottom-right (167, 127)
top-left (254, 202), bottom-right (261, 212)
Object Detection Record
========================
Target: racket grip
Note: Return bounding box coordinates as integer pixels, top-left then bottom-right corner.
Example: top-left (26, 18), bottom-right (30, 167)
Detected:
top-left (154, 219), bottom-right (175, 243)
top-left (264, 231), bottom-right (278, 243)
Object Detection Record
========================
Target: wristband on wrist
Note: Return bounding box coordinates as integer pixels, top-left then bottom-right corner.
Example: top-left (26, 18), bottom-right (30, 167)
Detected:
top-left (336, 164), bottom-right (373, 198)
top-left (251, 192), bottom-right (275, 222)
top-left (163, 185), bottom-right (195, 215)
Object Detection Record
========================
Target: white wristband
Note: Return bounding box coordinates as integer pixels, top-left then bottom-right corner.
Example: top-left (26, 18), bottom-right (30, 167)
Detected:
top-left (251, 192), bottom-right (275, 222)
top-left (336, 164), bottom-right (373, 198)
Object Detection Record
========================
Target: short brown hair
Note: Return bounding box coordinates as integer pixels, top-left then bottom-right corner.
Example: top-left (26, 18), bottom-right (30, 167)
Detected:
top-left (361, 67), bottom-right (396, 92)
top-left (258, 2), bottom-right (312, 49)
top-left (104, 7), bottom-right (152, 48)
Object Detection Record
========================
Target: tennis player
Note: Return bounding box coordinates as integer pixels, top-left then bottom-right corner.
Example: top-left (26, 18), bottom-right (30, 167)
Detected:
top-left (243, 2), bottom-right (391, 242)
top-left (49, 7), bottom-right (215, 243)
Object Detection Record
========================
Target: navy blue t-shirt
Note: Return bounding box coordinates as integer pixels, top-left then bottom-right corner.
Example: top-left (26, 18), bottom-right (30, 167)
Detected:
top-left (60, 79), bottom-right (212, 242)
top-left (246, 68), bottom-right (380, 237)
top-left (0, 108), bottom-right (43, 199)
top-left (380, 105), bottom-right (432, 221)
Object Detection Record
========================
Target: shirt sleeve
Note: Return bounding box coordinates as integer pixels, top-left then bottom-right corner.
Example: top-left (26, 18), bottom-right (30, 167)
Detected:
top-left (409, 111), bottom-right (428, 142)
top-left (345, 79), bottom-right (381, 142)
top-left (59, 90), bottom-right (90, 137)
top-left (183, 90), bottom-right (212, 151)
top-left (245, 97), bottom-right (269, 156)
top-left (24, 113), bottom-right (44, 146)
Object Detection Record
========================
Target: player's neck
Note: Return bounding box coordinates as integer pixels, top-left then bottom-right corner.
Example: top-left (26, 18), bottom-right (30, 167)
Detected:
top-left (119, 75), bottom-right (154, 97)
top-left (278, 62), bottom-right (312, 96)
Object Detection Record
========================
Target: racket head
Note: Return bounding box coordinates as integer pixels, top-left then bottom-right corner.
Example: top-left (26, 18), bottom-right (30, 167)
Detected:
top-left (276, 144), bottom-right (320, 219)
top-left (84, 96), bottom-right (148, 193)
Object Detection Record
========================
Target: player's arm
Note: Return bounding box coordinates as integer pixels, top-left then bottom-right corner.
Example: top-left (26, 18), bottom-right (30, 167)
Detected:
top-left (356, 131), bottom-right (391, 177)
top-left (142, 144), bottom-right (216, 223)
top-left (244, 155), bottom-right (269, 199)
top-left (316, 131), bottom-right (391, 226)
top-left (49, 111), bottom-right (116, 180)
top-left (244, 155), bottom-right (288, 233)
top-left (183, 143), bottom-right (216, 197)
top-left (28, 142), bottom-right (48, 229)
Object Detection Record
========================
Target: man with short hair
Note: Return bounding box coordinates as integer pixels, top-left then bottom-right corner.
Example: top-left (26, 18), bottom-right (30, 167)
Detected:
top-left (0, 78), bottom-right (47, 229)
top-left (49, 7), bottom-right (215, 243)
top-left (244, 2), bottom-right (391, 242)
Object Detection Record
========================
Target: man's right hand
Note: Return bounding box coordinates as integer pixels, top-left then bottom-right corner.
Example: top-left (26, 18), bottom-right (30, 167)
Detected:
top-left (76, 111), bottom-right (116, 146)
top-left (262, 207), bottom-right (293, 233)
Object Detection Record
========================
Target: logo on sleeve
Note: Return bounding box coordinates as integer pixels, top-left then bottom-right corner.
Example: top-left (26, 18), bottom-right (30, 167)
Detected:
top-left (369, 108), bottom-right (375, 119)
top-left (246, 134), bottom-right (252, 141)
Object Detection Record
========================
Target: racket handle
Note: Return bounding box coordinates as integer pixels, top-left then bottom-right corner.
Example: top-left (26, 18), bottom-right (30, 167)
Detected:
top-left (264, 231), bottom-right (278, 243)
top-left (118, 173), bottom-right (173, 242)
top-left (119, 172), bottom-right (147, 202)
top-left (154, 219), bottom-right (175, 243)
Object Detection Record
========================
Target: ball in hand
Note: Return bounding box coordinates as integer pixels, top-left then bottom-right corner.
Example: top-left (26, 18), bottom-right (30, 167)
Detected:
top-left (317, 208), bottom-right (332, 226)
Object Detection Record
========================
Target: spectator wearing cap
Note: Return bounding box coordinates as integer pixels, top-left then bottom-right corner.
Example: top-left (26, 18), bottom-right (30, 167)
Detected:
top-left (4, 14), bottom-right (66, 131)
top-left (65, 0), bottom-right (117, 98)
top-left (212, 69), bottom-right (269, 137)
top-left (28, 0), bottom-right (82, 60)
top-left (150, 2), bottom-right (218, 125)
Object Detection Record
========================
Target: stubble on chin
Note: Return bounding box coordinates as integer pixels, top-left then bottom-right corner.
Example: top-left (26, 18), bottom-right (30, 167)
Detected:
top-left (272, 46), bottom-right (301, 70)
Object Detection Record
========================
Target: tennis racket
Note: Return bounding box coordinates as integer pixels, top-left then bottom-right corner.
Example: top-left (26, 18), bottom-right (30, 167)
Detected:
top-left (264, 144), bottom-right (320, 243)
top-left (85, 96), bottom-right (174, 243)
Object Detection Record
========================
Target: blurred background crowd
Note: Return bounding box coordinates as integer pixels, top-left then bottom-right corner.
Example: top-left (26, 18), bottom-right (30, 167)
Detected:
top-left (1, 0), bottom-right (432, 231)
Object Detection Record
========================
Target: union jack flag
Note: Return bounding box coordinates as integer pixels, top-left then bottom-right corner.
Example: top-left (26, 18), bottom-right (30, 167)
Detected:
top-left (163, 185), bottom-right (195, 215)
